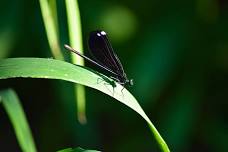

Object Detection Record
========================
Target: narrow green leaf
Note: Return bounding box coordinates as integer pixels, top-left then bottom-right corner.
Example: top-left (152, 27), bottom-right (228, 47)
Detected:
top-left (65, 0), bottom-right (86, 124)
top-left (39, 0), bottom-right (64, 60)
top-left (57, 147), bottom-right (100, 152)
top-left (0, 58), bottom-right (170, 152)
top-left (0, 88), bottom-right (37, 152)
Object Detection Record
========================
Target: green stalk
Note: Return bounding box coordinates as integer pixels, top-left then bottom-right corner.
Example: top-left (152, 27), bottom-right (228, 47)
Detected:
top-left (49, 0), bottom-right (59, 36)
top-left (148, 122), bottom-right (170, 152)
top-left (39, 0), bottom-right (64, 60)
top-left (65, 0), bottom-right (86, 124)
top-left (0, 89), bottom-right (37, 152)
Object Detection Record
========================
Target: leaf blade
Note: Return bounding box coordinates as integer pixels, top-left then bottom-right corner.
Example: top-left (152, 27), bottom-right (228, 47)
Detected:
top-left (57, 147), bottom-right (100, 152)
top-left (0, 88), bottom-right (37, 152)
top-left (0, 58), bottom-right (170, 152)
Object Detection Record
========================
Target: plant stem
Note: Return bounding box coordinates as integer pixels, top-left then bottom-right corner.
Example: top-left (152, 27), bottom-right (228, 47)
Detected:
top-left (39, 0), bottom-right (64, 60)
top-left (148, 121), bottom-right (170, 152)
top-left (0, 89), bottom-right (37, 152)
top-left (65, 0), bottom-right (86, 124)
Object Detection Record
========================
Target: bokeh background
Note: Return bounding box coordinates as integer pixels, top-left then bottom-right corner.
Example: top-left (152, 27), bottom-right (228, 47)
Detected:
top-left (0, 0), bottom-right (228, 151)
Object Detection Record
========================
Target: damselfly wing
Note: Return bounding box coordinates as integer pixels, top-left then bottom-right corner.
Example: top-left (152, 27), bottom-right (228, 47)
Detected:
top-left (64, 30), bottom-right (133, 87)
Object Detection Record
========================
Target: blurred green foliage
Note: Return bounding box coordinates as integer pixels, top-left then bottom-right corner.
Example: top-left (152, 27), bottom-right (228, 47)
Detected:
top-left (0, 0), bottom-right (227, 152)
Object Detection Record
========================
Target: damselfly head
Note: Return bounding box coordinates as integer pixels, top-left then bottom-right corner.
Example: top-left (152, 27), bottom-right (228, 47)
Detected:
top-left (130, 79), bottom-right (134, 86)
top-left (125, 79), bottom-right (134, 87)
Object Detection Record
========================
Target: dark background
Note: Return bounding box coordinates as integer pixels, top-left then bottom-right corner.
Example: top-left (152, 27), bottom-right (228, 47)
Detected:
top-left (0, 0), bottom-right (228, 151)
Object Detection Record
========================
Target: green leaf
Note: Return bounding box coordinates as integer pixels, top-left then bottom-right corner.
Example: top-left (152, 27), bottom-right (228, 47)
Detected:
top-left (0, 88), bottom-right (37, 152)
top-left (0, 58), bottom-right (170, 152)
top-left (65, 0), bottom-right (87, 124)
top-left (39, 0), bottom-right (63, 60)
top-left (57, 147), bottom-right (100, 152)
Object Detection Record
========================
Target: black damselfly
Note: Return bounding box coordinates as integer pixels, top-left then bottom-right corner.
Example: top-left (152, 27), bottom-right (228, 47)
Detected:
top-left (64, 30), bottom-right (133, 87)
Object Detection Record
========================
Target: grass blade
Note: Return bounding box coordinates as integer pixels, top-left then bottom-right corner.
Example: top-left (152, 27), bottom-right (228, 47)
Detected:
top-left (65, 0), bottom-right (86, 124)
top-left (0, 88), bottom-right (37, 152)
top-left (0, 58), bottom-right (170, 152)
top-left (39, 0), bottom-right (64, 60)
top-left (57, 147), bottom-right (100, 152)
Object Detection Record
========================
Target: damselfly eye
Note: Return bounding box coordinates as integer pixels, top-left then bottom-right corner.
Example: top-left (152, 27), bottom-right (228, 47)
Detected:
top-left (130, 79), bottom-right (134, 86)
top-left (100, 31), bottom-right (106, 35)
